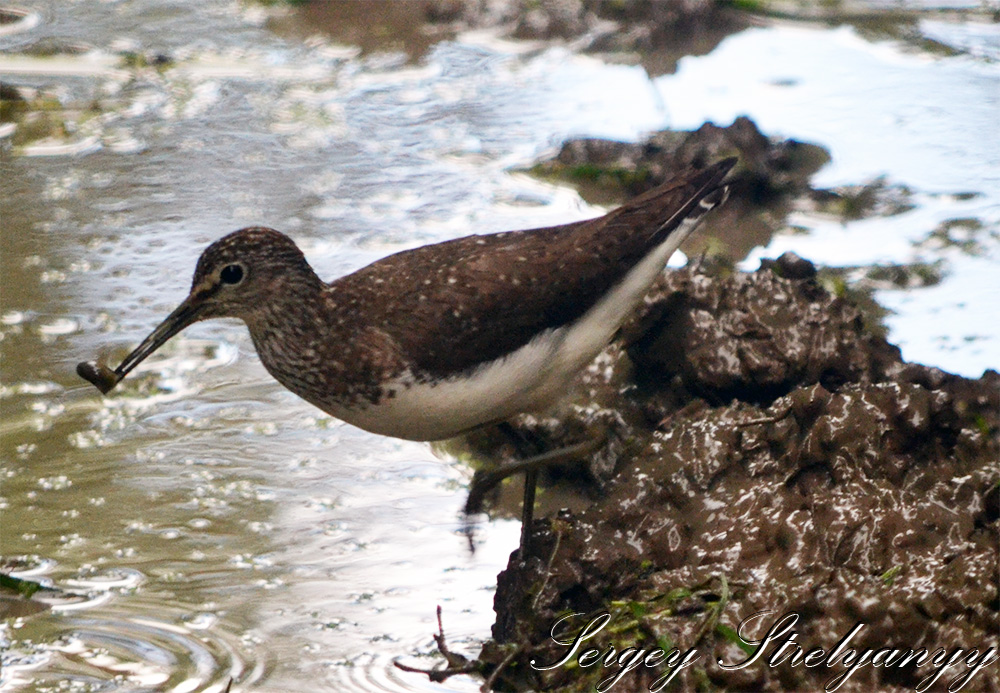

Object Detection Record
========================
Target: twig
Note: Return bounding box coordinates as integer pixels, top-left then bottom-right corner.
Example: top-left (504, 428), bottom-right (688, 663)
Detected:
top-left (433, 605), bottom-right (470, 669)
top-left (733, 406), bottom-right (792, 428)
top-left (480, 644), bottom-right (523, 693)
top-left (394, 606), bottom-right (479, 683)
top-left (531, 528), bottom-right (563, 613)
top-left (693, 574), bottom-right (730, 646)
top-left (393, 660), bottom-right (479, 682)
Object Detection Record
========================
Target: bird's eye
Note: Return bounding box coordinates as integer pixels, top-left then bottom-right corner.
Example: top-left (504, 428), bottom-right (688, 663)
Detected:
top-left (220, 264), bottom-right (244, 285)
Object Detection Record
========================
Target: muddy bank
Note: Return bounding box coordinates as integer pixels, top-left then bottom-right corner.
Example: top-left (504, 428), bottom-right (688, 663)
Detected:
top-left (420, 0), bottom-right (996, 72)
top-left (426, 0), bottom-right (730, 41)
top-left (263, 0), bottom-right (749, 72)
top-left (459, 253), bottom-right (999, 691)
top-left (423, 0), bottom-right (749, 73)
top-left (423, 0), bottom-right (996, 44)
top-left (531, 116), bottom-right (828, 202)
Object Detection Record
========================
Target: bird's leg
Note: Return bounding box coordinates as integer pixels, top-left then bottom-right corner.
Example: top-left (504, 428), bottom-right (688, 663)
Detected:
top-left (463, 438), bottom-right (599, 515)
top-left (498, 421), bottom-right (542, 558)
top-left (464, 424), bottom-right (602, 557)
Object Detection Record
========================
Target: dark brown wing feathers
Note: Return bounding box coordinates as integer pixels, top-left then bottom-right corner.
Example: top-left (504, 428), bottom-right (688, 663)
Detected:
top-left (339, 158), bottom-right (735, 376)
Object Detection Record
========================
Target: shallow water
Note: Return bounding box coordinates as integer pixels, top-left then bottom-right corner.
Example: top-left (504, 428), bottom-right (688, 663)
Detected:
top-left (1, 1), bottom-right (997, 691)
top-left (656, 21), bottom-right (1000, 374)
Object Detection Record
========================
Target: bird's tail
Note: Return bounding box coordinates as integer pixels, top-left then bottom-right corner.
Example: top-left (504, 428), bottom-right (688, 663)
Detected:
top-left (584, 157), bottom-right (737, 257)
top-left (647, 156), bottom-right (736, 242)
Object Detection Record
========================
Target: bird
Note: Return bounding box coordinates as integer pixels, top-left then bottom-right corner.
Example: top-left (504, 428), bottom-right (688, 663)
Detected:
top-left (78, 157), bottom-right (736, 547)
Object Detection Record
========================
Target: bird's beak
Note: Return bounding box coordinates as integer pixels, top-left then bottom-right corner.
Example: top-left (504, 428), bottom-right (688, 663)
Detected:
top-left (78, 285), bottom-right (214, 394)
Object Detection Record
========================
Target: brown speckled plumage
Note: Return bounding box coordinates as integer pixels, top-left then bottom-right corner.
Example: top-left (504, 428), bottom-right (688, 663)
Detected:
top-left (80, 158), bottom-right (735, 440)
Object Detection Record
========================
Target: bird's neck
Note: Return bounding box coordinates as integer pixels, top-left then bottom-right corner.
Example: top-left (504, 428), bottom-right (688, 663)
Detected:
top-left (244, 272), bottom-right (341, 390)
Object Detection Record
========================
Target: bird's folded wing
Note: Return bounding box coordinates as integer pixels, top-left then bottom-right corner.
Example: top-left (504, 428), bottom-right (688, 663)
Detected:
top-left (343, 158), bottom-right (736, 377)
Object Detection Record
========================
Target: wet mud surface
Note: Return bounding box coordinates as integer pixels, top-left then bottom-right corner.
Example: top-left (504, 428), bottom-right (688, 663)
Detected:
top-left (424, 0), bottom-right (749, 74)
top-left (463, 254), bottom-right (999, 691)
top-left (533, 116), bottom-right (827, 202)
top-left (444, 123), bottom-right (1000, 690)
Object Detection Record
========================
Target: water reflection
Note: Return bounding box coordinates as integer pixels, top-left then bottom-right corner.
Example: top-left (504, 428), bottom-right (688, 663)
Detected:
top-left (4, 600), bottom-right (265, 691)
top-left (657, 24), bottom-right (999, 375)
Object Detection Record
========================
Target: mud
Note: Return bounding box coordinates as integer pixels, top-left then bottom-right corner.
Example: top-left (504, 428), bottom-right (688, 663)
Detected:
top-left (424, 0), bottom-right (995, 68)
top-left (534, 117), bottom-right (827, 201)
top-left (424, 0), bottom-right (749, 74)
top-left (465, 255), bottom-right (999, 691)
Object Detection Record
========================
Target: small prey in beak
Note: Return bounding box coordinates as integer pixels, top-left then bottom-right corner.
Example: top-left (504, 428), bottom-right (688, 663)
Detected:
top-left (77, 273), bottom-right (228, 394)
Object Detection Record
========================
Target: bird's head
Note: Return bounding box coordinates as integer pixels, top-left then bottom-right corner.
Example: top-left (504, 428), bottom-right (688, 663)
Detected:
top-left (77, 227), bottom-right (318, 393)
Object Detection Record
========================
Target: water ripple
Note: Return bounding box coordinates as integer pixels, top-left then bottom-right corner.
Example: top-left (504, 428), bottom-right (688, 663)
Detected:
top-left (0, 562), bottom-right (269, 692)
top-left (1, 604), bottom-right (267, 692)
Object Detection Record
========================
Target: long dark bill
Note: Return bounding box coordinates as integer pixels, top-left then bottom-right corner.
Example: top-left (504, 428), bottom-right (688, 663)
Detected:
top-left (77, 291), bottom-right (208, 394)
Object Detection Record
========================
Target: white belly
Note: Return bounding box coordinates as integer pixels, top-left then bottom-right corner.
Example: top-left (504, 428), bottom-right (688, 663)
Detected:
top-left (328, 326), bottom-right (570, 440)
top-left (325, 220), bottom-right (696, 441)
